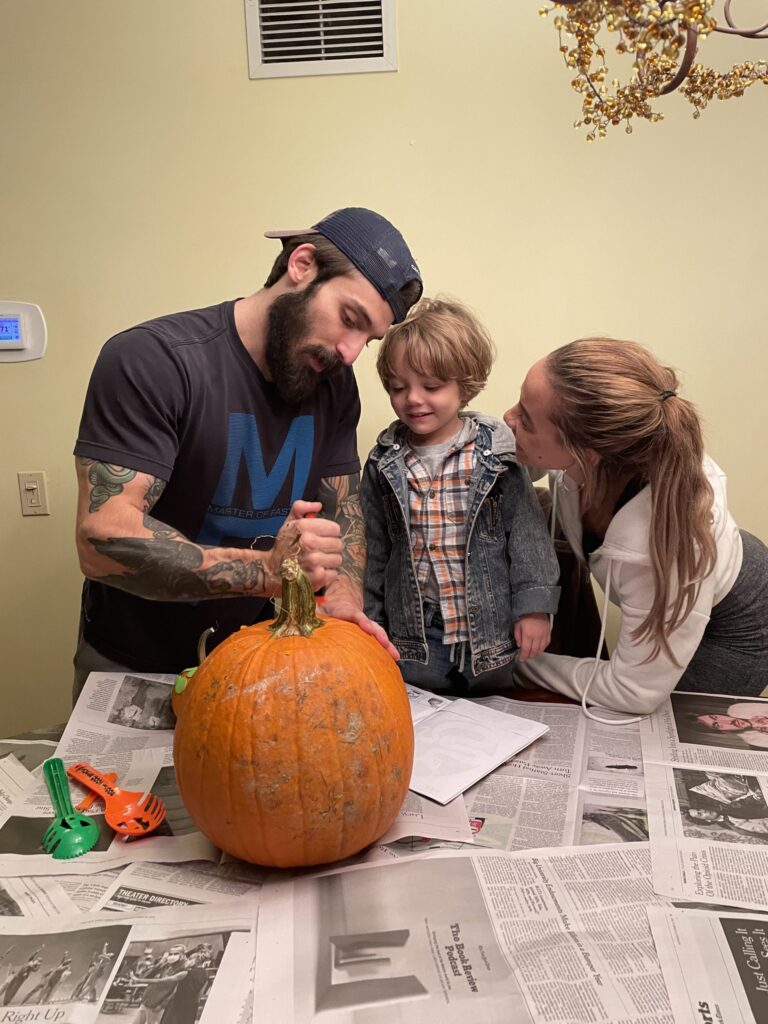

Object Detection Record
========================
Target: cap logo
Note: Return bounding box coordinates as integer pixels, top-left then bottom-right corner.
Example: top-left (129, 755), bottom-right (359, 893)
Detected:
top-left (377, 246), bottom-right (397, 270)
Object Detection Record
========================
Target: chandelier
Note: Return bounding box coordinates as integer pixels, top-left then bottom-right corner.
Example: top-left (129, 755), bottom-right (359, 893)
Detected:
top-left (539, 1), bottom-right (768, 138)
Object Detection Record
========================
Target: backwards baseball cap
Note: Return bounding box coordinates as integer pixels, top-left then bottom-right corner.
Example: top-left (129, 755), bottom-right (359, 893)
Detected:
top-left (265, 207), bottom-right (422, 323)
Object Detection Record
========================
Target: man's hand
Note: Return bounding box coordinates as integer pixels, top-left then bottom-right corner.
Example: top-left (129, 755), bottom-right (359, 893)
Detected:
top-left (321, 575), bottom-right (400, 661)
top-left (264, 501), bottom-right (343, 593)
top-left (514, 612), bottom-right (551, 662)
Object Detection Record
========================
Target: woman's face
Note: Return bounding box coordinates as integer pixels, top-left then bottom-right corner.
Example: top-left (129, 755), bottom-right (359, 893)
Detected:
top-left (504, 358), bottom-right (574, 472)
top-left (697, 714), bottom-right (752, 732)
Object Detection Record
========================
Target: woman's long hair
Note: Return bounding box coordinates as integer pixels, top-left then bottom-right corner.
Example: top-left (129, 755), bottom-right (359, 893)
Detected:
top-left (546, 337), bottom-right (717, 663)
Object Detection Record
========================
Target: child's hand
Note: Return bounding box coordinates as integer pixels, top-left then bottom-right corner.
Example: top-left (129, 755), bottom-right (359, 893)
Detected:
top-left (514, 613), bottom-right (551, 662)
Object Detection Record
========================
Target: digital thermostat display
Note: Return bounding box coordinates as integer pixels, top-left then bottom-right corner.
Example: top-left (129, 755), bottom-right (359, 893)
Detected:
top-left (0, 316), bottom-right (21, 342)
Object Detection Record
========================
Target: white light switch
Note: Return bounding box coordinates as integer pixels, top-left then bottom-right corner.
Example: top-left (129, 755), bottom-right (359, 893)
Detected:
top-left (18, 471), bottom-right (50, 516)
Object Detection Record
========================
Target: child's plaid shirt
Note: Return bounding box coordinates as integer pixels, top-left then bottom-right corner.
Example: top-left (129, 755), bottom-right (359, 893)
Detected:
top-left (405, 435), bottom-right (476, 646)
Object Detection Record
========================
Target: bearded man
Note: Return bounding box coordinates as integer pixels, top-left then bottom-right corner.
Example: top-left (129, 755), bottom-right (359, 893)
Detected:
top-left (73, 208), bottom-right (422, 697)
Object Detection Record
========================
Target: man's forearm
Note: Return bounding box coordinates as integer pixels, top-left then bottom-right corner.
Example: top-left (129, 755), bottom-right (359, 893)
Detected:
top-left (318, 473), bottom-right (366, 591)
top-left (88, 513), bottom-right (271, 601)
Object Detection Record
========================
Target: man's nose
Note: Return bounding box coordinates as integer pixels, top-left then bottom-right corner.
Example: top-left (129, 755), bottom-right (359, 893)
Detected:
top-left (335, 333), bottom-right (367, 365)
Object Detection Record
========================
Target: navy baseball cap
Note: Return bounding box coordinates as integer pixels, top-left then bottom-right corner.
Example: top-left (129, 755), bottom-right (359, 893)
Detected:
top-left (265, 207), bottom-right (422, 323)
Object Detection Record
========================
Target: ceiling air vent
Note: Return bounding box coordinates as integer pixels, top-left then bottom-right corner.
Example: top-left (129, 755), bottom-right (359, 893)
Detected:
top-left (245, 0), bottom-right (397, 79)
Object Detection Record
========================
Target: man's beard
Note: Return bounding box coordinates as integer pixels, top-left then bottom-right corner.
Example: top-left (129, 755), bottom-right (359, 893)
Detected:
top-left (265, 283), bottom-right (343, 403)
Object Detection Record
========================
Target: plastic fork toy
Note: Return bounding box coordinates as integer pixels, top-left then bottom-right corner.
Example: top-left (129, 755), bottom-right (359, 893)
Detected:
top-left (42, 758), bottom-right (100, 860)
top-left (75, 772), bottom-right (117, 812)
top-left (67, 763), bottom-right (166, 837)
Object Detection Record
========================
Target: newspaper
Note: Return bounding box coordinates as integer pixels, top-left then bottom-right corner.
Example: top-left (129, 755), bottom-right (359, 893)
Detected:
top-left (0, 740), bottom-right (57, 776)
top-left (91, 860), bottom-right (265, 913)
top-left (406, 688), bottom-right (549, 804)
top-left (648, 905), bottom-right (768, 1024)
top-left (0, 901), bottom-right (255, 1022)
top-left (254, 842), bottom-right (674, 1024)
top-left (381, 698), bottom-right (647, 856)
top-left (642, 692), bottom-right (768, 909)
top-left (377, 793), bottom-right (472, 845)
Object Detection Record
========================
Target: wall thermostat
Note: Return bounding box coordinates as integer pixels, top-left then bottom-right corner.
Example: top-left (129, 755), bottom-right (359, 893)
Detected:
top-left (0, 302), bottom-right (47, 362)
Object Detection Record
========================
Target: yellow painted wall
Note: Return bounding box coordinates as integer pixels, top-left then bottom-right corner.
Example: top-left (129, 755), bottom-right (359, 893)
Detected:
top-left (1, 1), bottom-right (765, 735)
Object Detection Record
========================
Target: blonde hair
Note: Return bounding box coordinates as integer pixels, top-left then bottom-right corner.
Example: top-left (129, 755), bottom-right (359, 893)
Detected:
top-left (376, 297), bottom-right (495, 404)
top-left (546, 337), bottom-right (717, 663)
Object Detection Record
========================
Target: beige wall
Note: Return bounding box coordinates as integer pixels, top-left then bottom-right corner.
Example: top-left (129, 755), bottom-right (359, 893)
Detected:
top-left (1, 1), bottom-right (765, 735)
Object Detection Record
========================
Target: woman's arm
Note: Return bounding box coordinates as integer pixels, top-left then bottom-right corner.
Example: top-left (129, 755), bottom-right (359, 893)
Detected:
top-left (516, 558), bottom-right (717, 715)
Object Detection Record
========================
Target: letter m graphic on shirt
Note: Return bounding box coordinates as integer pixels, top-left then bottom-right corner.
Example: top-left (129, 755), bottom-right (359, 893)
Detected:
top-left (197, 413), bottom-right (314, 545)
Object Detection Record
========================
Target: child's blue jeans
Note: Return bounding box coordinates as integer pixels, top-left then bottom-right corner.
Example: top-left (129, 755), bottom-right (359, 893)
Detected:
top-left (397, 602), bottom-right (517, 695)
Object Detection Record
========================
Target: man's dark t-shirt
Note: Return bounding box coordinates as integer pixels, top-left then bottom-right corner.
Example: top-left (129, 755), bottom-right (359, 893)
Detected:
top-left (74, 300), bottom-right (361, 671)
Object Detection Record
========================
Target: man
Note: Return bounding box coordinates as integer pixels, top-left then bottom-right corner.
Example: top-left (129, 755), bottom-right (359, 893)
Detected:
top-left (73, 208), bottom-right (422, 700)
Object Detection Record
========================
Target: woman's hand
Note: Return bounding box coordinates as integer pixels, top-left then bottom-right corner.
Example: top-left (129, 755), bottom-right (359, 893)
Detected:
top-left (514, 612), bottom-right (551, 662)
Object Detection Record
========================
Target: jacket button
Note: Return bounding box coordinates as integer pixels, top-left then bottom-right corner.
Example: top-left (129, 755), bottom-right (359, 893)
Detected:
top-left (428, 490), bottom-right (436, 499)
top-left (428, 543), bottom-right (436, 551)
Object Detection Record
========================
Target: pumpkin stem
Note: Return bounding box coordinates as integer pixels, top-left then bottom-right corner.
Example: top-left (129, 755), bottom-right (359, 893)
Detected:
top-left (269, 557), bottom-right (325, 638)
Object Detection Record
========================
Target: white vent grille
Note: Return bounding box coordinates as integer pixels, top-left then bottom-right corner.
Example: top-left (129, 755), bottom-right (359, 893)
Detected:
top-left (245, 0), bottom-right (397, 79)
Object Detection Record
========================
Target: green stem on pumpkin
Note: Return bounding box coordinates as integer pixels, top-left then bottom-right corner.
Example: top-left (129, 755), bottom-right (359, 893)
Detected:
top-left (269, 557), bottom-right (325, 638)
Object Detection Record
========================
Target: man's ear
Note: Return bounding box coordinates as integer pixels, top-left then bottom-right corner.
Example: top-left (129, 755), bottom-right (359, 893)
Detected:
top-left (285, 243), bottom-right (318, 287)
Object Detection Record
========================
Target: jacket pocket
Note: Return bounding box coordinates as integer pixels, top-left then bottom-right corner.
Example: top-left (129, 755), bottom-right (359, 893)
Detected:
top-left (476, 494), bottom-right (504, 541)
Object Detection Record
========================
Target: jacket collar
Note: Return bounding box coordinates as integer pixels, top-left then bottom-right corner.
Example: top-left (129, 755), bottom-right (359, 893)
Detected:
top-left (371, 412), bottom-right (517, 468)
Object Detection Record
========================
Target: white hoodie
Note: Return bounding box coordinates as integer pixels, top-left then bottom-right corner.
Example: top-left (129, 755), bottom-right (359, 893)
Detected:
top-left (517, 456), bottom-right (743, 716)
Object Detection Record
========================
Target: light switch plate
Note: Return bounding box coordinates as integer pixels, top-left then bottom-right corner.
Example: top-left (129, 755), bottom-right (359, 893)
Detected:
top-left (18, 471), bottom-right (50, 516)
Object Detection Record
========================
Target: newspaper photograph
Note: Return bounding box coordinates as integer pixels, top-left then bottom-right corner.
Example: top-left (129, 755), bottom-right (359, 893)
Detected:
top-left (645, 761), bottom-right (768, 908)
top-left (641, 691), bottom-right (768, 773)
top-left (577, 794), bottom-right (649, 846)
top-left (0, 901), bottom-right (254, 1023)
top-left (648, 905), bottom-right (768, 1024)
top-left (254, 843), bottom-right (675, 1024)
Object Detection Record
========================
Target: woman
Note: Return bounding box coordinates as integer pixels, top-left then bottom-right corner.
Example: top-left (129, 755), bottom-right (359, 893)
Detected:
top-left (505, 337), bottom-right (768, 718)
top-left (689, 704), bottom-right (768, 749)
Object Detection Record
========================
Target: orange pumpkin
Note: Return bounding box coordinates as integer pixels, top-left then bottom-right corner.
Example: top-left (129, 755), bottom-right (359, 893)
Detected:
top-left (172, 559), bottom-right (414, 868)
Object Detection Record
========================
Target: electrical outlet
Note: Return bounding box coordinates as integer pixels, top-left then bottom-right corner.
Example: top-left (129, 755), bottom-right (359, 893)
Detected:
top-left (18, 471), bottom-right (50, 516)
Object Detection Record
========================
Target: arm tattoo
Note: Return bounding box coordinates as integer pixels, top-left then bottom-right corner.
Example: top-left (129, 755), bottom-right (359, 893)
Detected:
top-left (89, 513), bottom-right (267, 601)
top-left (80, 459), bottom-right (142, 513)
top-left (318, 474), bottom-right (366, 588)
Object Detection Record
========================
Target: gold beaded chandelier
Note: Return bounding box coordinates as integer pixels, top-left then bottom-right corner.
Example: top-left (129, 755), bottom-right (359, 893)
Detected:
top-left (539, 1), bottom-right (768, 138)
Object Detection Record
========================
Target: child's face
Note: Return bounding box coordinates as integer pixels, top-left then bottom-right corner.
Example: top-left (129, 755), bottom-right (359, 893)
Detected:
top-left (387, 342), bottom-right (463, 445)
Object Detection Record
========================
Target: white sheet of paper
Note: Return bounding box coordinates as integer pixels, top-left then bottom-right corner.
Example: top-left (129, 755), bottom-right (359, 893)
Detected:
top-left (408, 695), bottom-right (549, 804)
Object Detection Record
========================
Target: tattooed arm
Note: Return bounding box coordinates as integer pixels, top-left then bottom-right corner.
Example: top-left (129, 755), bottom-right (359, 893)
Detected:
top-left (317, 473), bottom-right (398, 659)
top-left (75, 458), bottom-right (343, 601)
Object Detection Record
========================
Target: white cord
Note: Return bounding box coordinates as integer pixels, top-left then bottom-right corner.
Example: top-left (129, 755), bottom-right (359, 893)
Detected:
top-left (579, 566), bottom-right (645, 727)
top-left (550, 472), bottom-right (645, 727)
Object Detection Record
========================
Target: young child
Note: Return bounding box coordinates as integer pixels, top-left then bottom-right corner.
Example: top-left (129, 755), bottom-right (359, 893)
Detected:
top-left (361, 297), bottom-right (560, 693)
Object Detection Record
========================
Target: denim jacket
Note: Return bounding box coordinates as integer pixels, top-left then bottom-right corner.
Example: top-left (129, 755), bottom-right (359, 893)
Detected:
top-left (361, 414), bottom-right (561, 675)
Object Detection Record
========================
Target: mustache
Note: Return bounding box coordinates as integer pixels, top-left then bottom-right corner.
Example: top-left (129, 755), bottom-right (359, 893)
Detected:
top-left (302, 344), bottom-right (342, 375)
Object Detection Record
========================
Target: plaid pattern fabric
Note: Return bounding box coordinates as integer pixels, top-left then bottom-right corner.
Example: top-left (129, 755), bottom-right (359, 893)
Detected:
top-left (406, 441), bottom-right (475, 645)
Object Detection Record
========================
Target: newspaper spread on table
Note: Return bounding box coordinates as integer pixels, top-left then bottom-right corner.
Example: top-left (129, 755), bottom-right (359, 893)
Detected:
top-left (641, 690), bottom-right (768, 909)
top-left (367, 696), bottom-right (648, 860)
top-left (648, 904), bottom-right (768, 1024)
top-left (15, 672), bottom-right (768, 1024)
top-left (0, 900), bottom-right (255, 1023)
top-left (254, 843), bottom-right (675, 1024)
